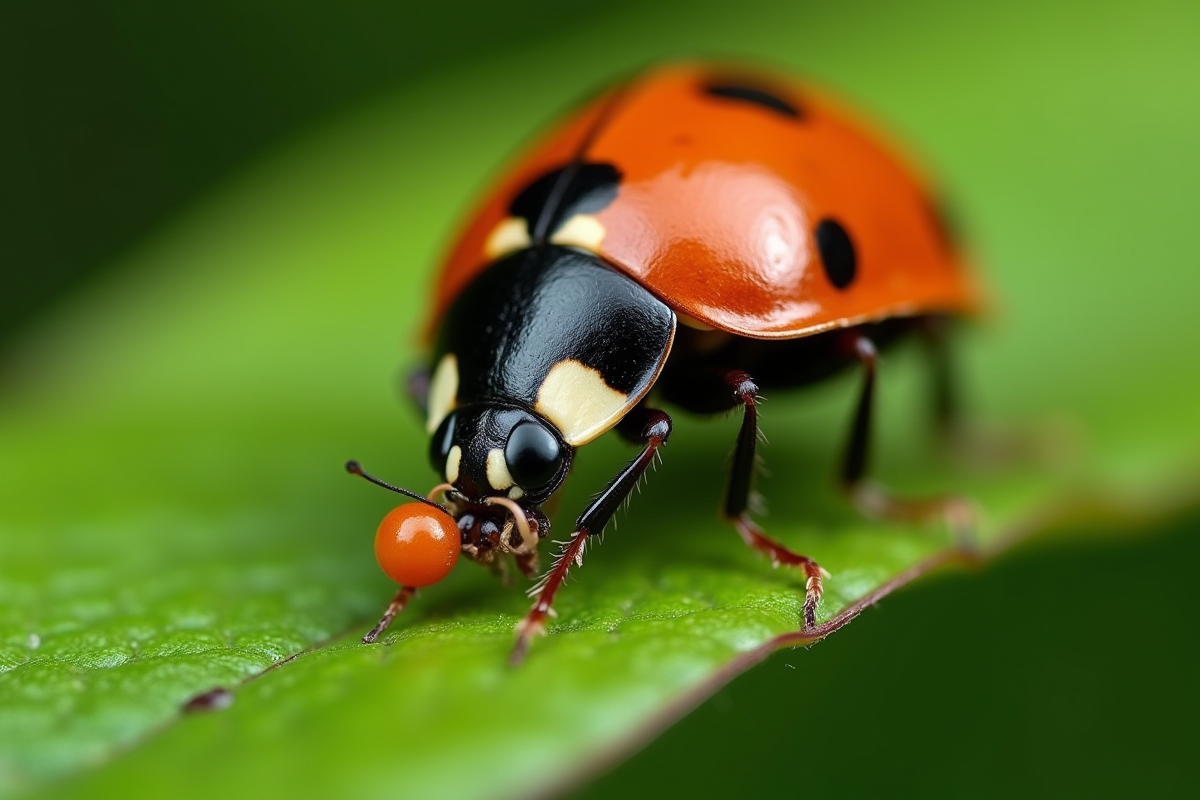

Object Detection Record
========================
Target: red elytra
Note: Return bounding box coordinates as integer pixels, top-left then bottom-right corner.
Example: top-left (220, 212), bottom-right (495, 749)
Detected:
top-left (433, 63), bottom-right (979, 339)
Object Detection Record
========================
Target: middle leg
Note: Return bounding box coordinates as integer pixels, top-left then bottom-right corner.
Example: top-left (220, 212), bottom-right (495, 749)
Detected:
top-left (722, 370), bottom-right (828, 629)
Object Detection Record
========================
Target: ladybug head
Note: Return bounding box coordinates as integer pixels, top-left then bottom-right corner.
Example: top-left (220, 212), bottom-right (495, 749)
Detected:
top-left (420, 245), bottom-right (676, 554)
top-left (425, 402), bottom-right (567, 562)
top-left (428, 403), bottom-right (572, 507)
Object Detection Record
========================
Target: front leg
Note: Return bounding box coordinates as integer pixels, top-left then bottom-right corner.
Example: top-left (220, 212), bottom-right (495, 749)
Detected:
top-left (510, 408), bottom-right (672, 665)
top-left (361, 586), bottom-right (416, 644)
top-left (723, 371), bottom-right (828, 629)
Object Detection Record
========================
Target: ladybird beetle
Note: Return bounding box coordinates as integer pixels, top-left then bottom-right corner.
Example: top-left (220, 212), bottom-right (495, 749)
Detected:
top-left (349, 63), bottom-right (980, 663)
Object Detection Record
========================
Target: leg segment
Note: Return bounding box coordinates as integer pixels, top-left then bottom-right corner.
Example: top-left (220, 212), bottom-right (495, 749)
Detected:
top-left (511, 409), bottom-right (672, 664)
top-left (840, 334), bottom-right (878, 489)
top-left (362, 585), bottom-right (416, 644)
top-left (840, 331), bottom-right (974, 543)
top-left (723, 371), bottom-right (828, 628)
top-left (723, 371), bottom-right (760, 520)
top-left (919, 316), bottom-right (959, 441)
top-left (919, 316), bottom-right (1052, 470)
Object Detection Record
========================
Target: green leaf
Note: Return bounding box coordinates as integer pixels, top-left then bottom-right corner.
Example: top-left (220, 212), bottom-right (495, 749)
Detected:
top-left (2, 2), bottom-right (1198, 798)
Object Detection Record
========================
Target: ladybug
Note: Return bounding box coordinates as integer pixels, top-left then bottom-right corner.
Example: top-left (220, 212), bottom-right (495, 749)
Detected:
top-left (349, 63), bottom-right (979, 663)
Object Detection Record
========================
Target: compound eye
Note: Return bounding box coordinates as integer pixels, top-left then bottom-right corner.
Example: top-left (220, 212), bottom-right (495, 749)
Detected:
top-left (428, 411), bottom-right (457, 473)
top-left (504, 421), bottom-right (563, 491)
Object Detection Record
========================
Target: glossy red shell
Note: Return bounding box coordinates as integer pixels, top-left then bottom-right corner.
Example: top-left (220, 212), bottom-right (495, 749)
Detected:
top-left (433, 63), bottom-right (979, 339)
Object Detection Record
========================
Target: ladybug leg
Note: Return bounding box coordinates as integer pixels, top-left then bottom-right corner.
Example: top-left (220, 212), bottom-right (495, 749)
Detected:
top-left (919, 317), bottom-right (1061, 470)
top-left (919, 316), bottom-right (959, 441)
top-left (362, 586), bottom-right (416, 643)
top-left (841, 332), bottom-right (975, 544)
top-left (511, 408), bottom-right (672, 665)
top-left (723, 371), bottom-right (828, 629)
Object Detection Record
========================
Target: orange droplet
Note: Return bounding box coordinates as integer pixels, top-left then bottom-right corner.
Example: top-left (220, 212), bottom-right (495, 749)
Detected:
top-left (374, 504), bottom-right (460, 587)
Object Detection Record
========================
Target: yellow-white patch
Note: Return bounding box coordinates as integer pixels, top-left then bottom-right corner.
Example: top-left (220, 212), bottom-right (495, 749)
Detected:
top-left (677, 312), bottom-right (716, 331)
top-left (445, 445), bottom-right (462, 484)
top-left (486, 448), bottom-right (515, 491)
top-left (426, 353), bottom-right (459, 433)
top-left (535, 359), bottom-right (629, 446)
top-left (507, 486), bottom-right (525, 500)
top-left (484, 217), bottom-right (532, 260)
top-left (549, 214), bottom-right (606, 253)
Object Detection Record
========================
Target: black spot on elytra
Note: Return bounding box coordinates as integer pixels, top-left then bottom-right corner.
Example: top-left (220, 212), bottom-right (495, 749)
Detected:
top-left (704, 81), bottom-right (801, 119)
top-left (815, 218), bottom-right (856, 289)
top-left (510, 162), bottom-right (622, 244)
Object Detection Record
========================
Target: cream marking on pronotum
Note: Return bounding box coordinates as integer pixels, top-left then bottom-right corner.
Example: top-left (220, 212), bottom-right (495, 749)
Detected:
top-left (549, 214), bottom-right (606, 253)
top-left (426, 353), bottom-right (459, 433)
top-left (484, 217), bottom-right (532, 260)
top-left (445, 445), bottom-right (462, 484)
top-left (486, 447), bottom-right (515, 491)
top-left (535, 359), bottom-right (629, 446)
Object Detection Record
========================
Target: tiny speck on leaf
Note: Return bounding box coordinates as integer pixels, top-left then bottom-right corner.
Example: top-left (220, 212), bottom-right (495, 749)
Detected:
top-left (183, 687), bottom-right (235, 714)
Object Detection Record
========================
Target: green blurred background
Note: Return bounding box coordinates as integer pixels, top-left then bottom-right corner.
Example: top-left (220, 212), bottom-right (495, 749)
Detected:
top-left (3, 0), bottom-right (1199, 797)
top-left (0, 0), bottom-right (637, 345)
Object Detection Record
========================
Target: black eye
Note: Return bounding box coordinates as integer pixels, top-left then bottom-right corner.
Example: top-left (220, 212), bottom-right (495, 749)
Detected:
top-left (428, 412), bottom-right (457, 473)
top-left (505, 421), bottom-right (563, 490)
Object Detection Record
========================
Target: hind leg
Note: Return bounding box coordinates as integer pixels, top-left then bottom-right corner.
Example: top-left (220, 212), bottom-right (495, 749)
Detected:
top-left (840, 331), bottom-right (975, 544)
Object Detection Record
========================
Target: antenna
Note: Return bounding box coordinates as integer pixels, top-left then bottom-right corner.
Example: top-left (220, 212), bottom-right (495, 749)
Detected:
top-left (345, 460), bottom-right (450, 514)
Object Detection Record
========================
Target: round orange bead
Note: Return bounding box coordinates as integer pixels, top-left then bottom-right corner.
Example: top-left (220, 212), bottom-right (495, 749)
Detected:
top-left (374, 503), bottom-right (460, 587)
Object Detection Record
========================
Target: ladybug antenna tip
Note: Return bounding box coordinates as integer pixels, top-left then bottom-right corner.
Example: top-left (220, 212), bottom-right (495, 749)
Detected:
top-left (345, 459), bottom-right (450, 515)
